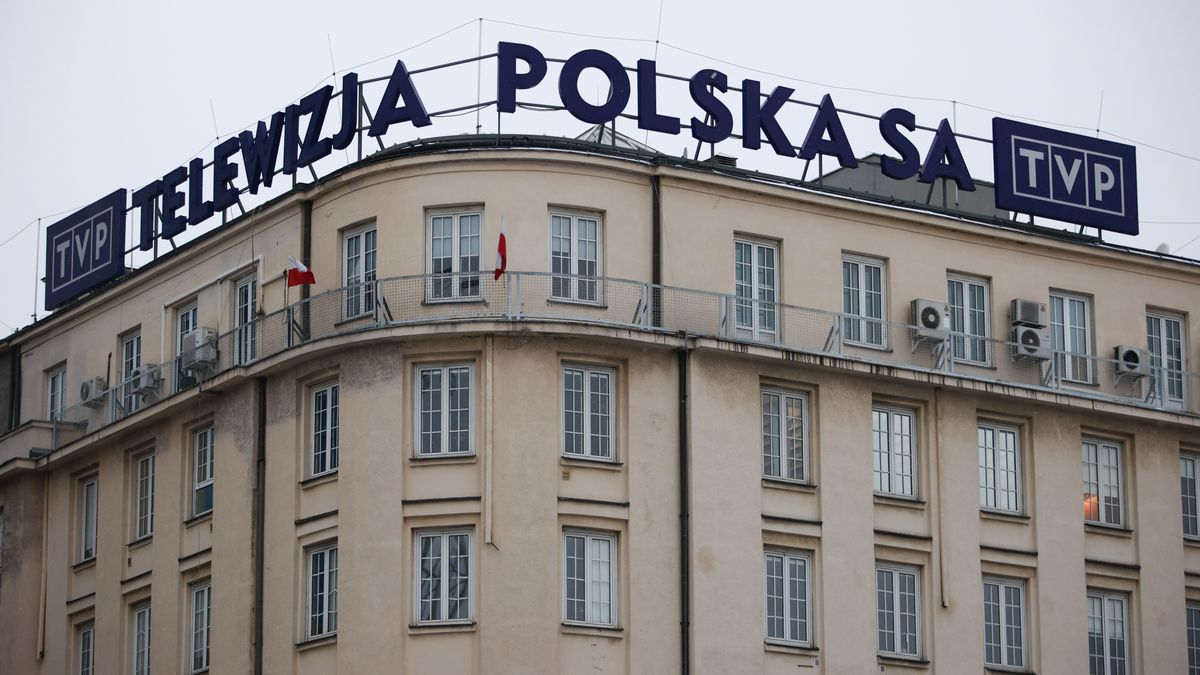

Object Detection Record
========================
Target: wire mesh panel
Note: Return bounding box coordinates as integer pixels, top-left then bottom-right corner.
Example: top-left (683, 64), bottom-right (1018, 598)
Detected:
top-left (515, 273), bottom-right (649, 329)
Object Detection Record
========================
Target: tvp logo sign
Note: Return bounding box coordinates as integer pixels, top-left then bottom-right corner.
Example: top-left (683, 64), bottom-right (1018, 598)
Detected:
top-left (993, 118), bottom-right (1138, 235)
top-left (45, 189), bottom-right (127, 310)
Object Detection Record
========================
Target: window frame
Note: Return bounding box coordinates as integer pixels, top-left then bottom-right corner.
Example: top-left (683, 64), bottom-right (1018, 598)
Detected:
top-left (1187, 601), bottom-right (1200, 675)
top-left (77, 621), bottom-right (95, 675)
top-left (342, 222), bottom-right (378, 319)
top-left (1183, 453), bottom-right (1199, 540)
top-left (1049, 290), bottom-right (1094, 384)
top-left (946, 273), bottom-right (991, 366)
top-left (234, 275), bottom-right (258, 365)
top-left (872, 405), bottom-right (917, 499)
top-left (176, 301), bottom-right (199, 392)
top-left (1083, 438), bottom-right (1126, 528)
top-left (310, 381), bottom-right (340, 477)
top-left (982, 576), bottom-right (1027, 670)
top-left (875, 563), bottom-right (922, 660)
top-left (978, 421), bottom-right (1022, 515)
top-left (763, 549), bottom-right (813, 647)
top-left (549, 209), bottom-right (604, 305)
top-left (426, 209), bottom-right (483, 303)
top-left (131, 602), bottom-right (152, 675)
top-left (121, 331), bottom-right (143, 414)
top-left (79, 475), bottom-right (98, 562)
top-left (1086, 589), bottom-right (1130, 675)
top-left (413, 528), bottom-right (474, 626)
top-left (842, 254), bottom-right (888, 349)
top-left (132, 451), bottom-right (155, 541)
top-left (1147, 310), bottom-right (1187, 411)
top-left (192, 425), bottom-right (215, 518)
top-left (190, 579), bottom-right (212, 673)
top-left (761, 387), bottom-right (808, 484)
top-left (734, 238), bottom-right (779, 340)
top-left (561, 363), bottom-right (616, 462)
top-left (562, 530), bottom-right (618, 628)
top-left (48, 365), bottom-right (66, 421)
top-left (307, 543), bottom-right (339, 639)
top-left (414, 362), bottom-right (475, 458)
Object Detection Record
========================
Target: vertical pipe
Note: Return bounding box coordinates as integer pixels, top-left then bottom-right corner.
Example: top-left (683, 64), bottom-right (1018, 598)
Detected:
top-left (253, 377), bottom-right (267, 675)
top-left (484, 335), bottom-right (495, 544)
top-left (36, 473), bottom-right (49, 659)
top-left (934, 386), bottom-right (949, 608)
top-left (676, 345), bottom-right (691, 675)
top-left (651, 174), bottom-right (663, 328)
top-left (9, 346), bottom-right (22, 431)
top-left (300, 200), bottom-right (313, 339)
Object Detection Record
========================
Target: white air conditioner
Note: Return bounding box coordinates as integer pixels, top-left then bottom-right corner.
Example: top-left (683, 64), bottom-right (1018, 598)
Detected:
top-left (1011, 325), bottom-right (1051, 361)
top-left (130, 364), bottom-right (161, 395)
top-left (79, 376), bottom-right (108, 408)
top-left (1010, 298), bottom-right (1047, 327)
top-left (1113, 345), bottom-right (1152, 378)
top-left (910, 299), bottom-right (950, 341)
top-left (180, 328), bottom-right (218, 372)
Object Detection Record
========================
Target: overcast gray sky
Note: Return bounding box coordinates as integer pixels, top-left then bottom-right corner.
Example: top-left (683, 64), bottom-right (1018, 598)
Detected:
top-left (1, 0), bottom-right (1196, 335)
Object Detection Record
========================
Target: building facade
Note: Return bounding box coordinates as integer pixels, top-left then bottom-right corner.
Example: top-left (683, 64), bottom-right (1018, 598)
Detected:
top-left (0, 135), bottom-right (1197, 674)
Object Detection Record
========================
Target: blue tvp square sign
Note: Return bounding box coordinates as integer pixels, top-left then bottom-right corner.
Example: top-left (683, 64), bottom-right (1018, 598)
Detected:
top-left (45, 189), bottom-right (127, 310)
top-left (992, 118), bottom-right (1138, 235)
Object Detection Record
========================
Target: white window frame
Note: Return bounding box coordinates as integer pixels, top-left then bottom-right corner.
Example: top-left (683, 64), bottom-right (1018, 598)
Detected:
top-left (842, 254), bottom-right (888, 348)
top-left (549, 210), bottom-right (603, 304)
top-left (1087, 590), bottom-right (1129, 675)
top-left (121, 331), bottom-right (142, 414)
top-left (982, 576), bottom-right (1026, 670)
top-left (978, 422), bottom-right (1022, 514)
top-left (1083, 438), bottom-right (1125, 528)
top-left (235, 275), bottom-right (258, 365)
top-left (1187, 602), bottom-right (1200, 675)
top-left (79, 476), bottom-right (98, 561)
top-left (561, 364), bottom-right (615, 462)
top-left (1050, 290), bottom-right (1094, 384)
top-left (190, 579), bottom-right (211, 673)
top-left (1183, 454), bottom-right (1199, 540)
top-left (761, 388), bottom-right (808, 483)
top-left (426, 209), bottom-right (482, 302)
top-left (563, 530), bottom-right (617, 628)
top-left (875, 563), bottom-right (921, 659)
top-left (343, 223), bottom-right (377, 318)
top-left (947, 273), bottom-right (990, 365)
top-left (77, 621), bottom-right (94, 675)
top-left (192, 426), bottom-right (215, 518)
top-left (310, 382), bottom-right (340, 477)
top-left (764, 550), bottom-right (812, 646)
top-left (873, 406), bottom-right (917, 499)
top-left (132, 602), bottom-right (151, 675)
top-left (307, 544), bottom-right (338, 639)
top-left (176, 301), bottom-right (198, 393)
top-left (48, 365), bottom-right (66, 421)
top-left (133, 452), bottom-right (155, 541)
top-left (734, 239), bottom-right (778, 340)
top-left (1147, 311), bottom-right (1186, 411)
top-left (413, 529), bottom-right (474, 625)
top-left (415, 363), bottom-right (475, 457)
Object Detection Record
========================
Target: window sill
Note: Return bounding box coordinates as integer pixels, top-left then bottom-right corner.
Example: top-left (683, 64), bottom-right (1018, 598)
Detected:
top-left (409, 453), bottom-right (477, 466)
top-left (127, 535), bottom-right (153, 551)
top-left (1085, 523), bottom-right (1133, 538)
top-left (408, 620), bottom-right (476, 635)
top-left (423, 296), bottom-right (486, 306)
top-left (877, 654), bottom-right (930, 668)
top-left (73, 557), bottom-right (97, 572)
top-left (561, 622), bottom-right (623, 638)
top-left (985, 667), bottom-right (1036, 675)
top-left (296, 633), bottom-right (337, 651)
top-left (763, 639), bottom-right (818, 655)
top-left (562, 456), bottom-right (623, 471)
top-left (874, 493), bottom-right (924, 509)
top-left (546, 297), bottom-right (606, 309)
top-left (980, 509), bottom-right (1031, 523)
top-left (951, 359), bottom-right (995, 371)
top-left (762, 477), bottom-right (817, 493)
top-left (1184, 536), bottom-right (1200, 548)
top-left (184, 511), bottom-right (213, 528)
top-left (845, 341), bottom-right (891, 353)
top-left (299, 471), bottom-right (339, 489)
top-left (333, 314), bottom-right (374, 328)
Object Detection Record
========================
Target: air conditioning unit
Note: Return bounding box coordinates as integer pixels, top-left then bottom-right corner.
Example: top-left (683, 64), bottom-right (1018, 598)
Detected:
top-left (1011, 325), bottom-right (1051, 361)
top-left (130, 364), bottom-right (161, 395)
top-left (1113, 345), bottom-right (1152, 378)
top-left (1010, 298), bottom-right (1047, 327)
top-left (79, 376), bottom-right (108, 408)
top-left (180, 328), bottom-right (218, 372)
top-left (910, 299), bottom-right (949, 341)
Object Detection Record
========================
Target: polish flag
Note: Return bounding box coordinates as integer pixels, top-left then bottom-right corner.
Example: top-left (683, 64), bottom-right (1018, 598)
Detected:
top-left (493, 218), bottom-right (507, 281)
top-left (286, 256), bottom-right (316, 287)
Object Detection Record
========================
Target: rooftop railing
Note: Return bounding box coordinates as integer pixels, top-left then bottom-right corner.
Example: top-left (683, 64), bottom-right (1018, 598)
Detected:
top-left (46, 271), bottom-right (1197, 452)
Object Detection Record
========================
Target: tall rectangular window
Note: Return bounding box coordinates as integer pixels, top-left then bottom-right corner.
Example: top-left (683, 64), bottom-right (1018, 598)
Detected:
top-left (843, 255), bottom-right (887, 348)
top-left (564, 531), bottom-right (616, 627)
top-left (77, 622), bottom-right (94, 675)
top-left (876, 564), bottom-right (920, 658)
top-left (761, 389), bottom-right (807, 483)
top-left (132, 603), bottom-right (151, 675)
top-left (1147, 312), bottom-right (1186, 410)
top-left (562, 365), bottom-right (613, 461)
top-left (235, 276), bottom-right (257, 365)
top-left (193, 426), bottom-right (215, 517)
top-left (1083, 439), bottom-right (1124, 527)
top-left (343, 225), bottom-right (377, 318)
top-left (428, 211), bottom-right (481, 301)
top-left (550, 211), bottom-right (602, 303)
top-left (133, 453), bottom-right (155, 540)
top-left (734, 239), bottom-right (777, 339)
top-left (979, 423), bottom-right (1021, 513)
top-left (191, 580), bottom-right (211, 673)
top-left (122, 332), bottom-right (142, 413)
top-left (308, 544), bottom-right (338, 638)
top-left (79, 476), bottom-right (98, 561)
top-left (1183, 455), bottom-right (1199, 539)
top-left (416, 364), bottom-right (473, 457)
top-left (311, 383), bottom-right (340, 476)
top-left (873, 407), bottom-right (916, 498)
top-left (983, 578), bottom-right (1025, 669)
top-left (1050, 291), bottom-right (1093, 383)
top-left (48, 366), bottom-right (66, 421)
top-left (947, 274), bottom-right (989, 364)
top-left (1087, 591), bottom-right (1128, 675)
top-left (765, 551), bottom-right (811, 645)
top-left (415, 530), bottom-right (472, 624)
top-left (176, 302), bottom-right (198, 392)
top-left (1187, 603), bottom-right (1200, 675)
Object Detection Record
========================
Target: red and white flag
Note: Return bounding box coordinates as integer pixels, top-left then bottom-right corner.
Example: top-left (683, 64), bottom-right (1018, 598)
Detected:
top-left (286, 256), bottom-right (316, 287)
top-left (493, 218), bottom-right (507, 281)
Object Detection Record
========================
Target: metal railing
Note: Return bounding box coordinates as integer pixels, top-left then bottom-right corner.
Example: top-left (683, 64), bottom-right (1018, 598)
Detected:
top-left (46, 271), bottom-right (1198, 451)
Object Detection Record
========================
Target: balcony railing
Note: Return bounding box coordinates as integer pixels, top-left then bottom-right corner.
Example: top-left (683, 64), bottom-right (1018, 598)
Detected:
top-left (47, 271), bottom-right (1198, 451)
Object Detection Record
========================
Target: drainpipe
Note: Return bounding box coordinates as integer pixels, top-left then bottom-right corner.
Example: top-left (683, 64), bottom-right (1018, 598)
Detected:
top-left (676, 342), bottom-right (691, 675)
top-left (651, 175), bottom-right (663, 327)
top-left (299, 200), bottom-right (313, 339)
top-left (8, 346), bottom-right (21, 431)
top-left (253, 377), bottom-right (267, 675)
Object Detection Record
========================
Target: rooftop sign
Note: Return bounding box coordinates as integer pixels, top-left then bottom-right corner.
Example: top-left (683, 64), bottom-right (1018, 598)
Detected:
top-left (44, 190), bottom-right (127, 310)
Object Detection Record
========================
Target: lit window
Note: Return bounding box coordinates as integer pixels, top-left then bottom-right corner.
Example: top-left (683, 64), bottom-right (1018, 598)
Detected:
top-left (1087, 590), bottom-right (1128, 675)
top-left (1147, 311), bottom-right (1186, 410)
top-left (735, 239), bottom-right (777, 339)
top-left (428, 210), bottom-right (481, 301)
top-left (947, 274), bottom-right (989, 364)
top-left (564, 531), bottom-right (616, 627)
top-left (415, 530), bottom-right (472, 624)
top-left (132, 603), bottom-right (152, 675)
top-left (191, 580), bottom-right (211, 673)
top-left (873, 407), bottom-right (916, 498)
top-left (308, 544), bottom-right (338, 638)
top-left (1187, 602), bottom-right (1200, 675)
top-left (235, 276), bottom-right (257, 365)
top-left (416, 364), bottom-right (474, 457)
top-left (876, 564), bottom-right (920, 658)
top-left (133, 453), bottom-right (155, 540)
top-left (1183, 455), bottom-right (1199, 539)
top-left (77, 622), bottom-right (94, 675)
top-left (121, 331), bottom-right (142, 414)
top-left (193, 426), bottom-right (215, 517)
top-left (764, 551), bottom-right (811, 645)
top-left (1050, 291), bottom-right (1093, 383)
top-left (562, 365), bottom-right (613, 461)
top-left (343, 225), bottom-right (377, 318)
top-left (979, 423), bottom-right (1021, 513)
top-left (550, 211), bottom-right (602, 303)
top-left (842, 255), bottom-right (887, 348)
top-left (311, 383), bottom-right (340, 476)
top-left (1083, 439), bottom-right (1124, 528)
top-left (983, 577), bottom-right (1025, 669)
top-left (176, 302), bottom-right (198, 392)
top-left (79, 476), bottom-right (98, 561)
top-left (761, 389), bottom-right (807, 483)
top-left (48, 366), bottom-right (66, 421)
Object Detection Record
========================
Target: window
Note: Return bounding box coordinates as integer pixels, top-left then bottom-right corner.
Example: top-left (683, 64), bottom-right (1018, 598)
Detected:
top-left (308, 544), bottom-right (338, 638)
top-left (133, 453), bottom-right (155, 540)
top-left (1188, 602), bottom-right (1200, 675)
top-left (79, 476), bottom-right (98, 561)
top-left (761, 389), bottom-right (807, 483)
top-left (947, 274), bottom-right (989, 364)
top-left (876, 564), bottom-right (920, 658)
top-left (842, 255), bottom-right (887, 347)
top-left (416, 364), bottom-right (473, 457)
top-left (176, 302), bottom-right (198, 392)
top-left (121, 331), bottom-right (142, 413)
top-left (873, 406), bottom-right (916, 498)
top-left (343, 225), bottom-right (377, 317)
top-left (191, 580), bottom-right (211, 673)
top-left (979, 423), bottom-right (1021, 513)
top-left (235, 276), bottom-right (257, 365)
top-left (1050, 291), bottom-right (1093, 383)
top-left (428, 210), bottom-right (481, 301)
top-left (562, 365), bottom-right (613, 461)
top-left (564, 531), bottom-right (616, 627)
top-left (415, 530), bottom-right (472, 624)
top-left (1147, 312), bottom-right (1186, 410)
top-left (311, 383), bottom-right (340, 476)
top-left (77, 622), bottom-right (95, 675)
top-left (1183, 455), bottom-right (1199, 539)
top-left (550, 211), bottom-right (602, 303)
top-left (48, 366), bottom-right (66, 421)
top-left (192, 426), bottom-right (214, 517)
top-left (735, 239), bottom-right (777, 339)
top-left (132, 603), bottom-right (151, 675)
top-left (764, 551), bottom-right (811, 645)
top-left (983, 577), bottom-right (1026, 669)
top-left (1087, 591), bottom-right (1128, 675)
top-left (1083, 439), bottom-right (1124, 528)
